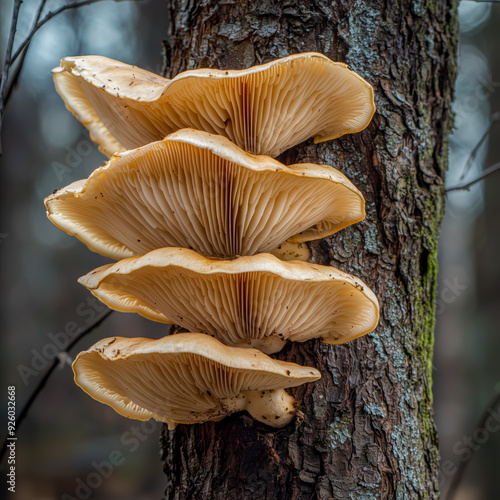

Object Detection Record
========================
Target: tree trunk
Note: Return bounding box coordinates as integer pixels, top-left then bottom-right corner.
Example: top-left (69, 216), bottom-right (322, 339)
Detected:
top-left (160, 1), bottom-right (459, 498)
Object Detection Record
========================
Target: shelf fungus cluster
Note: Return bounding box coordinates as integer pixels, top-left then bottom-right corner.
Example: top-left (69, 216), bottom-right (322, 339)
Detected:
top-left (46, 52), bottom-right (379, 428)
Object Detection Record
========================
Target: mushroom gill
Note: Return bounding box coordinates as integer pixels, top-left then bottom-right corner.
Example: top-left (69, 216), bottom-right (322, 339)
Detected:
top-left (45, 129), bottom-right (365, 260)
top-left (53, 52), bottom-right (375, 157)
top-left (73, 333), bottom-right (321, 428)
top-left (78, 249), bottom-right (380, 354)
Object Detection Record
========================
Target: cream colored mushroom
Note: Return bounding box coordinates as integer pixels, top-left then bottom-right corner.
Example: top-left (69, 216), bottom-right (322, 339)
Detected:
top-left (44, 129), bottom-right (365, 260)
top-left (270, 241), bottom-right (310, 262)
top-left (53, 52), bottom-right (375, 157)
top-left (73, 333), bottom-right (320, 428)
top-left (78, 249), bottom-right (380, 354)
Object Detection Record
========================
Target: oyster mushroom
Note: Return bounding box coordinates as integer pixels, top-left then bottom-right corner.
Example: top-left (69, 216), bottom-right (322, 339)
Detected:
top-left (79, 249), bottom-right (380, 354)
top-left (53, 52), bottom-right (375, 157)
top-left (73, 333), bottom-right (321, 428)
top-left (45, 129), bottom-right (365, 260)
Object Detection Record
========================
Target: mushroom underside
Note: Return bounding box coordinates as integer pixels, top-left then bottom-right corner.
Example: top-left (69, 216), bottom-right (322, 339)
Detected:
top-left (74, 335), bottom-right (320, 427)
top-left (55, 54), bottom-right (375, 157)
top-left (46, 136), bottom-right (363, 260)
top-left (80, 253), bottom-right (379, 353)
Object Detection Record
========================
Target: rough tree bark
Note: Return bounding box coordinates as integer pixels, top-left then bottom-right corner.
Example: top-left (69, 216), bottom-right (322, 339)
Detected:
top-left (160, 1), bottom-right (459, 498)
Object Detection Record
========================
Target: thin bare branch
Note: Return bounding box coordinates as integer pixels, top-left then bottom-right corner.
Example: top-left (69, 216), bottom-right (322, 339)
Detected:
top-left (11, 0), bottom-right (132, 64)
top-left (0, 309), bottom-right (113, 463)
top-left (445, 385), bottom-right (500, 500)
top-left (446, 162), bottom-right (500, 192)
top-left (0, 0), bottom-right (23, 155)
top-left (0, 0), bottom-right (141, 154)
top-left (35, 0), bottom-right (49, 21)
top-left (4, 0), bottom-right (49, 106)
top-left (459, 112), bottom-right (500, 182)
top-left (0, 0), bottom-right (22, 97)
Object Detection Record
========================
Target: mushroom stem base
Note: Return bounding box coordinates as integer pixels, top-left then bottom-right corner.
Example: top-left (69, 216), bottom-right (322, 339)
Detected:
top-left (240, 389), bottom-right (296, 427)
top-left (232, 336), bottom-right (288, 355)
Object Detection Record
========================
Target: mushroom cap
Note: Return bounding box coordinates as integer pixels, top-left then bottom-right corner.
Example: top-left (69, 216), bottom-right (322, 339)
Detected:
top-left (73, 333), bottom-right (320, 427)
top-left (53, 52), bottom-right (375, 157)
top-left (44, 129), bottom-right (365, 260)
top-left (78, 248), bottom-right (380, 354)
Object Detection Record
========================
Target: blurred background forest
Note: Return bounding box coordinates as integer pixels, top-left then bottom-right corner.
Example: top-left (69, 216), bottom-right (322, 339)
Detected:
top-left (0, 0), bottom-right (498, 498)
